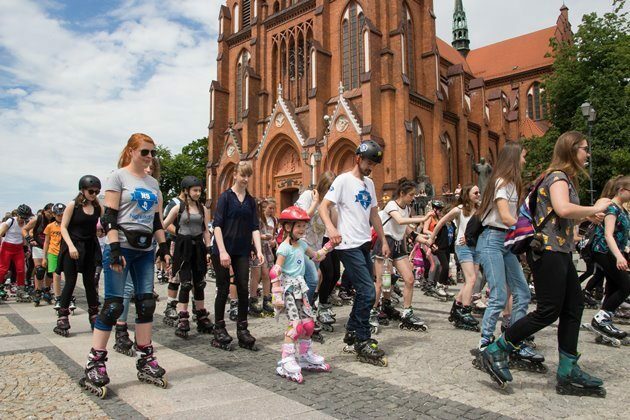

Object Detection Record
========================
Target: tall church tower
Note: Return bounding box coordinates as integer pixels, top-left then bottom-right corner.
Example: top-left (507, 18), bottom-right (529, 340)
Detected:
top-left (452, 0), bottom-right (470, 57)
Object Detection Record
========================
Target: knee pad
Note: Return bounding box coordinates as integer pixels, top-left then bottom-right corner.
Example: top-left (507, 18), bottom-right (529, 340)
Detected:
top-left (167, 282), bottom-right (180, 291)
top-left (135, 293), bottom-right (156, 323)
top-left (98, 298), bottom-right (125, 326)
top-left (301, 318), bottom-right (315, 338)
top-left (35, 266), bottom-right (46, 280)
top-left (285, 320), bottom-right (302, 340)
top-left (180, 279), bottom-right (193, 293)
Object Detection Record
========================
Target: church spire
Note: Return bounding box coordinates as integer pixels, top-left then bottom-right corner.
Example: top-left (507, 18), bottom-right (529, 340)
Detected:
top-left (452, 0), bottom-right (470, 57)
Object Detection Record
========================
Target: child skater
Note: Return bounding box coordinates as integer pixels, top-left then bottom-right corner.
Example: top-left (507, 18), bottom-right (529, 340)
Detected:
top-left (270, 206), bottom-right (332, 383)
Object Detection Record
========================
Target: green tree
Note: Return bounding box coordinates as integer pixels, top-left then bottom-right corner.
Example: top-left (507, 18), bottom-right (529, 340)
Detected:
top-left (158, 138), bottom-right (208, 200)
top-left (524, 0), bottom-right (630, 201)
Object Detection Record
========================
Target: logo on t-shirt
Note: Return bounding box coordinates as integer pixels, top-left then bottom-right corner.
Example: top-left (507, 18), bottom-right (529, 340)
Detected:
top-left (355, 188), bottom-right (372, 210)
top-left (131, 188), bottom-right (158, 212)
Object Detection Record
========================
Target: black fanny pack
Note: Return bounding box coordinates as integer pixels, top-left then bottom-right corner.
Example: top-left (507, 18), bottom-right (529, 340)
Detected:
top-left (121, 227), bottom-right (153, 249)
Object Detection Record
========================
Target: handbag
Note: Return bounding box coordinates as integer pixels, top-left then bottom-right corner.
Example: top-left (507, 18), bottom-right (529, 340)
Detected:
top-left (464, 211), bottom-right (489, 247)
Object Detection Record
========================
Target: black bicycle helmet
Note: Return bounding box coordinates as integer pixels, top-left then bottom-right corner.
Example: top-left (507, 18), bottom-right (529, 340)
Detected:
top-left (181, 176), bottom-right (203, 190)
top-left (431, 200), bottom-right (445, 209)
top-left (356, 140), bottom-right (383, 164)
top-left (52, 203), bottom-right (66, 216)
top-left (79, 175), bottom-right (101, 190)
top-left (16, 204), bottom-right (33, 219)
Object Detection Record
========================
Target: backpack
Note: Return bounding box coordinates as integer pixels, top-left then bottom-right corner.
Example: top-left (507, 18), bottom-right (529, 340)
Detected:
top-left (577, 223), bottom-right (597, 264)
top-left (504, 174), bottom-right (557, 254)
top-left (410, 243), bottom-right (425, 278)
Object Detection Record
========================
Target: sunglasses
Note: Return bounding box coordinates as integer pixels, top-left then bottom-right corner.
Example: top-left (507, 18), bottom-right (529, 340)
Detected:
top-left (140, 149), bottom-right (157, 157)
top-left (87, 189), bottom-right (100, 195)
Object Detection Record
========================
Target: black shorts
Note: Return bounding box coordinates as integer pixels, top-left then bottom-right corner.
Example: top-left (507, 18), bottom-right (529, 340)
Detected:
top-left (373, 235), bottom-right (407, 261)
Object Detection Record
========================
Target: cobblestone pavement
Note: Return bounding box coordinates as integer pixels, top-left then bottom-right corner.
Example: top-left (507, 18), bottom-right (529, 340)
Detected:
top-left (1, 275), bottom-right (628, 419)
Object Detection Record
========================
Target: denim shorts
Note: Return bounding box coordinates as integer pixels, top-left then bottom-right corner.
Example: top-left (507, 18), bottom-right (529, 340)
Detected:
top-left (455, 244), bottom-right (478, 264)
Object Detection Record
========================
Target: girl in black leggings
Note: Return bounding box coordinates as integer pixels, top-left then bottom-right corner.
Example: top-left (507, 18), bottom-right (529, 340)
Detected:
top-left (589, 175), bottom-right (630, 339)
top-left (57, 175), bottom-right (103, 335)
top-left (211, 161), bottom-right (263, 351)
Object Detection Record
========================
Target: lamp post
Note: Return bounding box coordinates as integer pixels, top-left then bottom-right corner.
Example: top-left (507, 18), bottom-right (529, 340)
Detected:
top-left (580, 102), bottom-right (597, 205)
top-left (302, 148), bottom-right (322, 189)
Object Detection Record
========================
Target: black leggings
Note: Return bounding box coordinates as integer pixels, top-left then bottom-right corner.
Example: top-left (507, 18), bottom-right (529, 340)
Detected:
top-left (319, 237), bottom-right (340, 304)
top-left (585, 266), bottom-right (606, 292)
top-left (211, 254), bottom-right (249, 323)
top-left (435, 250), bottom-right (450, 286)
top-left (506, 251), bottom-right (583, 355)
top-left (594, 251), bottom-right (630, 312)
top-left (60, 254), bottom-right (99, 310)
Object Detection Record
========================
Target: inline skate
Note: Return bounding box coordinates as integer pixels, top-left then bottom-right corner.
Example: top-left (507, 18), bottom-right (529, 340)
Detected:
top-left (555, 349), bottom-right (606, 397)
top-left (53, 308), bottom-right (71, 337)
top-left (276, 343), bottom-right (303, 383)
top-left (228, 299), bottom-right (238, 322)
top-left (79, 348), bottom-right (109, 399)
top-left (237, 320), bottom-right (258, 351)
top-left (311, 321), bottom-right (326, 343)
top-left (53, 297), bottom-right (61, 312)
top-left (381, 298), bottom-right (401, 321)
top-left (15, 286), bottom-right (32, 303)
top-left (262, 295), bottom-right (275, 317)
top-left (113, 323), bottom-right (135, 357)
top-left (211, 320), bottom-right (234, 351)
top-left (399, 307), bottom-right (428, 332)
top-left (436, 283), bottom-right (454, 300)
top-left (342, 330), bottom-right (357, 354)
top-left (509, 343), bottom-right (547, 373)
top-left (317, 303), bottom-right (335, 332)
top-left (355, 339), bottom-right (388, 367)
top-left (42, 287), bottom-right (53, 304)
top-left (136, 344), bottom-right (168, 388)
top-left (32, 289), bottom-right (42, 306)
top-left (175, 311), bottom-right (190, 339)
top-left (194, 308), bottom-right (214, 334)
top-left (338, 288), bottom-right (354, 305)
top-left (69, 296), bottom-right (77, 314)
top-left (449, 302), bottom-right (480, 332)
top-left (583, 290), bottom-right (599, 309)
top-left (163, 300), bottom-right (178, 327)
top-left (582, 311), bottom-right (630, 347)
top-left (477, 335), bottom-right (517, 389)
top-left (297, 339), bottom-right (331, 372)
top-left (248, 296), bottom-right (264, 318)
top-left (369, 308), bottom-right (380, 334)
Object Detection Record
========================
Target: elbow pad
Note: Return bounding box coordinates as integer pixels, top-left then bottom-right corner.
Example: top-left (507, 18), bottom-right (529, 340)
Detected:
top-left (152, 213), bottom-right (163, 233)
top-left (101, 207), bottom-right (119, 233)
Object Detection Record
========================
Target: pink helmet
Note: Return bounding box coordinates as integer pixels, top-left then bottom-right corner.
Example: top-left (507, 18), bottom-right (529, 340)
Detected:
top-left (278, 206), bottom-right (310, 223)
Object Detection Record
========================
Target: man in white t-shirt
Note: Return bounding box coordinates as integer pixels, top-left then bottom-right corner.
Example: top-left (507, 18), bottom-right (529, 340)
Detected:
top-left (319, 140), bottom-right (390, 363)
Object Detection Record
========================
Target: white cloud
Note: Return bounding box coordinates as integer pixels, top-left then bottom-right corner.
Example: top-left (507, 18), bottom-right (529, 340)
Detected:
top-left (0, 0), bottom-right (219, 213)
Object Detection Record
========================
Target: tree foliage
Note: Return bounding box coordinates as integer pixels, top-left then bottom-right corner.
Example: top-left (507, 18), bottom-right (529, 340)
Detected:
top-left (157, 138), bottom-right (208, 200)
top-left (524, 0), bottom-right (630, 201)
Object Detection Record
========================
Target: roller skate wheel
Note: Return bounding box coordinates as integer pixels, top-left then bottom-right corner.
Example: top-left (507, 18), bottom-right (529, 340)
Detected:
top-left (378, 357), bottom-right (388, 367)
top-left (159, 378), bottom-right (168, 388)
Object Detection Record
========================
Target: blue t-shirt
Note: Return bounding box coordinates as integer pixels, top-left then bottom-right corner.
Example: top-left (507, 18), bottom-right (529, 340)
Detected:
top-left (277, 239), bottom-right (309, 278)
top-left (592, 203), bottom-right (630, 254)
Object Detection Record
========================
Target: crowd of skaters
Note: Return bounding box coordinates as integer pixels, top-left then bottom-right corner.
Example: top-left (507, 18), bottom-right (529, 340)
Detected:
top-left (0, 129), bottom-right (628, 398)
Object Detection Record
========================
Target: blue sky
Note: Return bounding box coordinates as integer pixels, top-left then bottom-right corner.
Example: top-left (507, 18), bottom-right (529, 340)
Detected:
top-left (0, 0), bottom-right (619, 215)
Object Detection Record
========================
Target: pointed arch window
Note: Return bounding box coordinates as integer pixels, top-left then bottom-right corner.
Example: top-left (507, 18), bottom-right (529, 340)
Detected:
top-left (342, 1), bottom-right (365, 91)
top-left (236, 50), bottom-right (250, 121)
top-left (402, 5), bottom-right (416, 90)
top-left (412, 119), bottom-right (425, 181)
top-left (527, 82), bottom-right (548, 121)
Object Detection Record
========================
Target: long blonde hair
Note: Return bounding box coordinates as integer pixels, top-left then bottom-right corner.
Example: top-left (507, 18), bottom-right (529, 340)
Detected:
top-left (117, 133), bottom-right (156, 168)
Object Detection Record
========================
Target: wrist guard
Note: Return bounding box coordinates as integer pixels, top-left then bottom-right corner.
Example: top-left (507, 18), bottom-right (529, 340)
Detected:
top-left (109, 242), bottom-right (122, 265)
top-left (157, 242), bottom-right (170, 259)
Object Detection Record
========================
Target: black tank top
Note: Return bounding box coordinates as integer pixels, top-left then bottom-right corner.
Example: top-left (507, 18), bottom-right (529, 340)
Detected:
top-left (68, 205), bottom-right (99, 241)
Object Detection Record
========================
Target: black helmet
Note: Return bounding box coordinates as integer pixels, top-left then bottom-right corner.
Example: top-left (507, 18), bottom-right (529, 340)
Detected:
top-left (181, 176), bottom-right (203, 190)
top-left (16, 204), bottom-right (33, 219)
top-left (52, 203), bottom-right (66, 216)
top-left (431, 200), bottom-right (445, 209)
top-left (43, 203), bottom-right (54, 211)
top-left (356, 140), bottom-right (383, 164)
top-left (79, 175), bottom-right (101, 190)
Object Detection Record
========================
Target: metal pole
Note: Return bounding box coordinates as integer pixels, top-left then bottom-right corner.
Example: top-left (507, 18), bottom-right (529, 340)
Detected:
top-left (588, 123), bottom-right (594, 205)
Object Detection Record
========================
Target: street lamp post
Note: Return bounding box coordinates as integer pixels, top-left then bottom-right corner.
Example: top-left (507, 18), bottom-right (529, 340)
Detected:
top-left (580, 102), bottom-right (597, 205)
top-left (301, 148), bottom-right (322, 189)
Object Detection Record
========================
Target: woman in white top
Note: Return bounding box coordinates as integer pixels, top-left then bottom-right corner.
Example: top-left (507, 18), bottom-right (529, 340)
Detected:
top-left (429, 184), bottom-right (481, 331)
top-left (373, 178), bottom-right (434, 329)
top-left (0, 204), bottom-right (33, 301)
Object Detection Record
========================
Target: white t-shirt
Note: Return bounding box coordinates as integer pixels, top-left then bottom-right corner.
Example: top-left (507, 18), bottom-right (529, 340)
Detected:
top-left (483, 178), bottom-right (518, 229)
top-left (1, 218), bottom-right (23, 244)
top-left (379, 200), bottom-right (409, 241)
top-left (324, 172), bottom-right (377, 250)
top-left (295, 190), bottom-right (327, 248)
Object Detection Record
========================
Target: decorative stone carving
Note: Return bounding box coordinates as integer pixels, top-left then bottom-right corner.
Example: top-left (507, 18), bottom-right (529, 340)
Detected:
top-left (275, 113), bottom-right (286, 127)
top-left (226, 144), bottom-right (236, 157)
top-left (335, 115), bottom-right (349, 133)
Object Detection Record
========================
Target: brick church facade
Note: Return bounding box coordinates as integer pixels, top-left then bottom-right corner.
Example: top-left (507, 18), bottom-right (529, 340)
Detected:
top-left (207, 0), bottom-right (572, 210)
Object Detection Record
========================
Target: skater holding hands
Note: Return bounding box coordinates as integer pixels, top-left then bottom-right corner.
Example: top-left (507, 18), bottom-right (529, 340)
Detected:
top-left (272, 206), bottom-right (332, 383)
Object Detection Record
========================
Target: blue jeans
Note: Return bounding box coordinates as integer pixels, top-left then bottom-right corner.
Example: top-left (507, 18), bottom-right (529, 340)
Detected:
top-left (94, 245), bottom-right (155, 331)
top-left (304, 258), bottom-right (318, 305)
top-left (337, 243), bottom-right (375, 341)
top-left (477, 228), bottom-right (531, 340)
top-left (118, 274), bottom-right (134, 323)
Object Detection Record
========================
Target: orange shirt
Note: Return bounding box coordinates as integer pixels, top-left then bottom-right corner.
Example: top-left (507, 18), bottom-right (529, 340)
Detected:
top-left (44, 222), bottom-right (62, 256)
